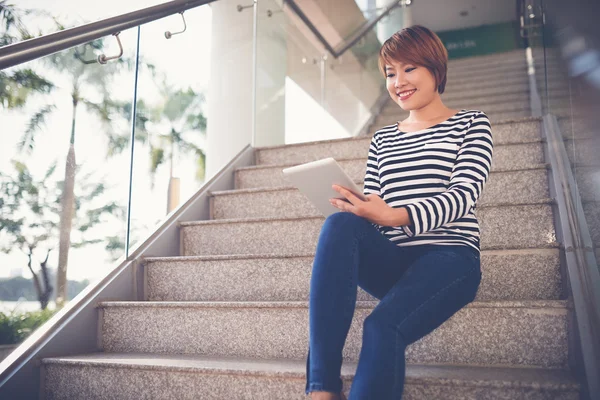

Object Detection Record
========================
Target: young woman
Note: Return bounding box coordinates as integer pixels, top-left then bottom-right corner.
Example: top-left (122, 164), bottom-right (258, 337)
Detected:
top-left (305, 25), bottom-right (494, 400)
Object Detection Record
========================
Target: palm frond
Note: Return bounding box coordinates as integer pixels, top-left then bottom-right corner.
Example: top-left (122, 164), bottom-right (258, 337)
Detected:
top-left (195, 148), bottom-right (206, 181)
top-left (19, 104), bottom-right (56, 153)
top-left (150, 146), bottom-right (165, 175)
top-left (0, 69), bottom-right (54, 109)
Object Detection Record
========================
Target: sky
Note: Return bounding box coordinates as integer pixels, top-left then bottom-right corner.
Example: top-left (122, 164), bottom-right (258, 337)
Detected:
top-left (1, 0), bottom-right (352, 283)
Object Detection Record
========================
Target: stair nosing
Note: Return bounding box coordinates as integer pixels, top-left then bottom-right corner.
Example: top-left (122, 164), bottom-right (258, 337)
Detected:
top-left (40, 353), bottom-right (579, 389)
top-left (143, 247), bottom-right (561, 263)
top-left (96, 299), bottom-right (569, 310)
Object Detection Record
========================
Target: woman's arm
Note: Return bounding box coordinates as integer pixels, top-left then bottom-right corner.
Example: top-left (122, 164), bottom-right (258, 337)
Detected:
top-left (399, 112), bottom-right (494, 236)
top-left (364, 134), bottom-right (381, 197)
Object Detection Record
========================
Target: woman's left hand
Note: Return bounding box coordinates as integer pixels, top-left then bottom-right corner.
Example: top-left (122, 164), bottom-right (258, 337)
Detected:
top-left (330, 184), bottom-right (403, 227)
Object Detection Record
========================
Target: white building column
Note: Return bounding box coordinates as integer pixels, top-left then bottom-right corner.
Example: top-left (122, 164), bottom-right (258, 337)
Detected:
top-left (206, 0), bottom-right (255, 179)
top-left (376, 0), bottom-right (412, 43)
top-left (206, 0), bottom-right (288, 179)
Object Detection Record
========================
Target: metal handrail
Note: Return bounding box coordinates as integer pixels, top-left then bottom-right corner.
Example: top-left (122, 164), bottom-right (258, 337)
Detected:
top-left (0, 0), bottom-right (406, 70)
top-left (332, 0), bottom-right (405, 57)
top-left (0, 0), bottom-right (216, 70)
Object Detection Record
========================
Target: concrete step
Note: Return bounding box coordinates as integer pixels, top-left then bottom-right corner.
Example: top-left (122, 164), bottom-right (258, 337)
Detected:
top-left (446, 66), bottom-right (528, 82)
top-left (447, 71), bottom-right (563, 90)
top-left (180, 202), bottom-right (557, 256)
top-left (241, 142), bottom-right (545, 189)
top-left (42, 353), bottom-right (580, 400)
top-left (214, 166), bottom-right (549, 219)
top-left (558, 116), bottom-right (597, 139)
top-left (565, 137), bottom-right (600, 167)
top-left (444, 76), bottom-right (527, 92)
top-left (145, 248), bottom-right (562, 302)
top-left (97, 300), bottom-right (569, 369)
top-left (256, 118), bottom-right (543, 164)
top-left (576, 168), bottom-right (600, 202)
top-left (444, 75), bottom-right (566, 93)
top-left (373, 109), bottom-right (532, 128)
top-left (442, 83), bottom-right (563, 100)
top-left (448, 50), bottom-right (526, 67)
top-left (384, 89), bottom-right (570, 112)
top-left (380, 100), bottom-right (531, 118)
top-left (583, 201), bottom-right (600, 247)
top-left (441, 87), bottom-right (529, 102)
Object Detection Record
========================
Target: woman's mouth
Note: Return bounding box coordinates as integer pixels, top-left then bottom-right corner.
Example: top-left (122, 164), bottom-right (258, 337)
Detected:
top-left (397, 89), bottom-right (416, 101)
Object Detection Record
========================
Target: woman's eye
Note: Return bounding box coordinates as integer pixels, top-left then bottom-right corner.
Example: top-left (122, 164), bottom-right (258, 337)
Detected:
top-left (405, 67), bottom-right (416, 72)
top-left (386, 74), bottom-right (395, 78)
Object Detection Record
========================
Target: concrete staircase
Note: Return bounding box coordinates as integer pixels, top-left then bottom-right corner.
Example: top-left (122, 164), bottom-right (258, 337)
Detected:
top-left (42, 50), bottom-right (584, 399)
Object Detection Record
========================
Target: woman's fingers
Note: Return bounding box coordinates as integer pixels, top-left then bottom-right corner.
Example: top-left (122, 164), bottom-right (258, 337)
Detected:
top-left (332, 184), bottom-right (361, 205)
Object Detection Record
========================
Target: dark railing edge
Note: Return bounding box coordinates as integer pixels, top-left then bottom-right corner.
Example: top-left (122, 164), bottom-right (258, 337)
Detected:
top-left (542, 114), bottom-right (600, 399)
top-left (0, 0), bottom-right (217, 70)
top-left (284, 0), bottom-right (404, 59)
top-left (332, 0), bottom-right (404, 57)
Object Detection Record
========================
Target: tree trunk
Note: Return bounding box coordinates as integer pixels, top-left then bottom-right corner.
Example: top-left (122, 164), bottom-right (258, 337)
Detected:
top-left (166, 139), bottom-right (180, 213)
top-left (25, 250), bottom-right (45, 309)
top-left (56, 99), bottom-right (78, 307)
top-left (39, 250), bottom-right (53, 309)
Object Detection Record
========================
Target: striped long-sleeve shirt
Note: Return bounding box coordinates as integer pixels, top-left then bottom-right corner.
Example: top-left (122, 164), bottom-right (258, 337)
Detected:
top-left (364, 109), bottom-right (494, 253)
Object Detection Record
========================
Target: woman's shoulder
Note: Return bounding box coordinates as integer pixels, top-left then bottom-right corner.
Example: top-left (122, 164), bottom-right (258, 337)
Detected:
top-left (462, 109), bottom-right (491, 121)
top-left (371, 123), bottom-right (398, 140)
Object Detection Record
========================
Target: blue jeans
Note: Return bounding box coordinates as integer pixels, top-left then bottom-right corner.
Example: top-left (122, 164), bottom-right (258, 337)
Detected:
top-left (305, 212), bottom-right (481, 399)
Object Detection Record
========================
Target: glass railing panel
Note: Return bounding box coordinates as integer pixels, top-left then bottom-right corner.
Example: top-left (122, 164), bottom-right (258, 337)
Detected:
top-left (255, 0), bottom-right (351, 146)
top-left (535, 1), bottom-right (600, 264)
top-left (322, 32), bottom-right (384, 136)
top-left (0, 14), bottom-right (139, 350)
top-left (125, 6), bottom-right (212, 249)
top-left (255, 0), bottom-right (398, 146)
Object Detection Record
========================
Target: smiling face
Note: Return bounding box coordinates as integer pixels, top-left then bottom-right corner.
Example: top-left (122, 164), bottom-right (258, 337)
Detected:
top-left (385, 61), bottom-right (439, 111)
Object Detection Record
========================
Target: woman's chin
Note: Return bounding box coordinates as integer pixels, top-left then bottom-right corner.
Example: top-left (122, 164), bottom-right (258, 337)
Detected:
top-left (397, 101), bottom-right (413, 111)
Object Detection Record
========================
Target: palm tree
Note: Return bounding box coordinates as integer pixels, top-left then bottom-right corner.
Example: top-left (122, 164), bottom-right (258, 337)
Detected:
top-left (18, 40), bottom-right (134, 307)
top-left (139, 78), bottom-right (207, 213)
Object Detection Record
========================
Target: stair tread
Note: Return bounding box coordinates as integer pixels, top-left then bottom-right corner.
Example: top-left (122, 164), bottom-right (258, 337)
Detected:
top-left (213, 164), bottom-right (549, 196)
top-left (42, 353), bottom-right (579, 389)
top-left (180, 198), bottom-right (555, 227)
top-left (96, 299), bottom-right (570, 310)
top-left (253, 116), bottom-right (543, 152)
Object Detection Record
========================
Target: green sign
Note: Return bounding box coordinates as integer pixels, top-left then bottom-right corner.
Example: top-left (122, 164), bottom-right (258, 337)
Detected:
top-left (436, 22), bottom-right (524, 59)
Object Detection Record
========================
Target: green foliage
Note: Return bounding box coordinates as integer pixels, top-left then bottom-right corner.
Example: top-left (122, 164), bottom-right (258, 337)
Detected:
top-left (0, 1), bottom-right (31, 45)
top-left (137, 78), bottom-right (208, 182)
top-left (0, 2), bottom-right (54, 108)
top-left (0, 70), bottom-right (54, 109)
top-left (0, 161), bottom-right (126, 261)
top-left (0, 275), bottom-right (89, 301)
top-left (0, 308), bottom-right (56, 345)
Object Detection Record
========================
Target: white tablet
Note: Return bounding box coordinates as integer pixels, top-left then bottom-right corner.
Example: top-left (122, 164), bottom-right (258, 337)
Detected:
top-left (282, 157), bottom-right (368, 218)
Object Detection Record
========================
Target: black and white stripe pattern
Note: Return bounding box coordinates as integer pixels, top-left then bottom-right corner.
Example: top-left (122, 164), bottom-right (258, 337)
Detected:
top-left (364, 110), bottom-right (493, 253)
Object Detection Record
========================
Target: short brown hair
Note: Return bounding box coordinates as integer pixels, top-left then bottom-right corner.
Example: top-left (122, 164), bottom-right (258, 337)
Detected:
top-left (379, 25), bottom-right (448, 94)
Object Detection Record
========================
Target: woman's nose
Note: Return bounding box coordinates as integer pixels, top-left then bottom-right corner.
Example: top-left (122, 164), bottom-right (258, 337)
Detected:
top-left (394, 74), bottom-right (406, 88)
